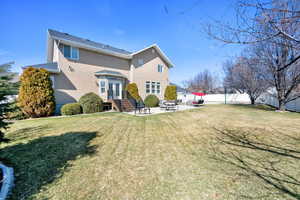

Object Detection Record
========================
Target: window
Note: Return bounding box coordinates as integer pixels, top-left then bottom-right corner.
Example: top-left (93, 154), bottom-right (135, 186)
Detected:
top-left (62, 44), bottom-right (79, 60)
top-left (146, 81), bottom-right (150, 93)
top-left (100, 81), bottom-right (106, 93)
top-left (71, 47), bottom-right (79, 59)
top-left (146, 81), bottom-right (160, 94)
top-left (156, 82), bottom-right (160, 94)
top-left (158, 64), bottom-right (163, 72)
top-left (115, 83), bottom-right (120, 97)
top-left (50, 75), bottom-right (55, 88)
top-left (138, 59), bottom-right (144, 65)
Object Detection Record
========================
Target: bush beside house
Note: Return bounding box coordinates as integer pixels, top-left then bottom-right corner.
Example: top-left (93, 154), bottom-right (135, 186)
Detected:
top-left (79, 92), bottom-right (103, 114)
top-left (144, 95), bottom-right (159, 107)
top-left (164, 85), bottom-right (177, 100)
top-left (18, 67), bottom-right (56, 118)
top-left (61, 103), bottom-right (82, 115)
top-left (126, 83), bottom-right (141, 101)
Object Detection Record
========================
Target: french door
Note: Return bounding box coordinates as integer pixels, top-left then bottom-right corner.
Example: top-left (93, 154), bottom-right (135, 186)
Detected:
top-left (108, 80), bottom-right (122, 100)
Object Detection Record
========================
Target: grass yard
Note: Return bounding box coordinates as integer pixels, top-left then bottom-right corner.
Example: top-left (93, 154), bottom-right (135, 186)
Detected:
top-left (1, 104), bottom-right (300, 200)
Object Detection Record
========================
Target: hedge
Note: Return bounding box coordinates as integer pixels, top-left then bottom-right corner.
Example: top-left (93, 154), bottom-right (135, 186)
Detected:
top-left (61, 103), bottom-right (82, 115)
top-left (164, 85), bottom-right (177, 100)
top-left (144, 94), bottom-right (159, 107)
top-left (79, 92), bottom-right (103, 114)
top-left (18, 67), bottom-right (55, 118)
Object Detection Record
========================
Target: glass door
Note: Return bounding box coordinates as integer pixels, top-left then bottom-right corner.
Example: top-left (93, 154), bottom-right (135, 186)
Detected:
top-left (108, 80), bottom-right (122, 100)
top-left (108, 82), bottom-right (113, 99)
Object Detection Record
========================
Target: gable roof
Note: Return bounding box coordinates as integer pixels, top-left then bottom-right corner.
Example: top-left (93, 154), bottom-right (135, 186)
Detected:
top-left (22, 62), bottom-right (60, 73)
top-left (47, 29), bottom-right (174, 68)
top-left (131, 44), bottom-right (174, 68)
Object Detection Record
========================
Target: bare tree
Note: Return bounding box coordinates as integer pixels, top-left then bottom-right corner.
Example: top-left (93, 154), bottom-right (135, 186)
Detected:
top-left (206, 0), bottom-right (300, 44)
top-left (252, 39), bottom-right (300, 110)
top-left (206, 0), bottom-right (300, 110)
top-left (186, 70), bottom-right (219, 93)
top-left (224, 56), bottom-right (268, 104)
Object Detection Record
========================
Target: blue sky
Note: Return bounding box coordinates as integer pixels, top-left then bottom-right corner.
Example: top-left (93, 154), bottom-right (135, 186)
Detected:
top-left (0, 0), bottom-right (242, 85)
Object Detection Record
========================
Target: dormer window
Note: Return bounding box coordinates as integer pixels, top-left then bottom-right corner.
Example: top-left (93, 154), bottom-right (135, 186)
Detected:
top-left (62, 44), bottom-right (79, 60)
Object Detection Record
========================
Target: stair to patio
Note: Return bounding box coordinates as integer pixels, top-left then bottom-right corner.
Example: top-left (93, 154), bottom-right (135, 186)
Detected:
top-left (108, 99), bottom-right (134, 112)
top-left (120, 99), bottom-right (134, 112)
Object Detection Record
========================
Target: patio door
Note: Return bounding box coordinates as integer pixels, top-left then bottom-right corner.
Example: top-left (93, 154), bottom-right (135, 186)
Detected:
top-left (108, 80), bottom-right (122, 100)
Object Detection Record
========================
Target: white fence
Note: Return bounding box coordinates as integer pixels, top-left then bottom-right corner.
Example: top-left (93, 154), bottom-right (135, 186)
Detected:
top-left (177, 92), bottom-right (300, 112)
top-left (258, 93), bottom-right (300, 112)
top-left (177, 93), bottom-right (250, 104)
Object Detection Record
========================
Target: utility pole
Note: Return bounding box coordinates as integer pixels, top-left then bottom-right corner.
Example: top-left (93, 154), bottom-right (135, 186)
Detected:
top-left (224, 87), bottom-right (227, 104)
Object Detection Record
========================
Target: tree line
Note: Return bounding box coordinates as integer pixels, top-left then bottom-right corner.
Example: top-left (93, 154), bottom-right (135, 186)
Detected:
top-left (186, 0), bottom-right (300, 111)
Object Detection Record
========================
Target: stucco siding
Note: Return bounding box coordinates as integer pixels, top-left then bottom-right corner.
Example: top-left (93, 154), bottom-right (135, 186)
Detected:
top-left (50, 41), bottom-right (171, 107)
top-left (131, 47), bottom-right (169, 100)
top-left (53, 42), bottom-right (130, 105)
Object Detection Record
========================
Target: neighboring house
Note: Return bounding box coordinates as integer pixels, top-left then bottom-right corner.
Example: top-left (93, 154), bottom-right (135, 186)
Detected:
top-left (22, 29), bottom-right (174, 111)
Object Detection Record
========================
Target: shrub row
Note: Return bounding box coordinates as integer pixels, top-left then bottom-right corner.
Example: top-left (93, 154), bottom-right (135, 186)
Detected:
top-left (61, 92), bottom-right (104, 116)
top-left (61, 103), bottom-right (82, 115)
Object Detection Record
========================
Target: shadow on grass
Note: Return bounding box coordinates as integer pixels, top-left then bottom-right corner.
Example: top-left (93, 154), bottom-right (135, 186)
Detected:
top-left (209, 128), bottom-right (300, 200)
top-left (6, 125), bottom-right (54, 141)
top-left (0, 131), bottom-right (98, 200)
top-left (229, 104), bottom-right (276, 111)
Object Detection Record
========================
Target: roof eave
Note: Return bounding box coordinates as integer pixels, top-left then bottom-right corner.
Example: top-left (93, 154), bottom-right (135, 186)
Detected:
top-left (131, 44), bottom-right (174, 68)
top-left (51, 36), bottom-right (132, 60)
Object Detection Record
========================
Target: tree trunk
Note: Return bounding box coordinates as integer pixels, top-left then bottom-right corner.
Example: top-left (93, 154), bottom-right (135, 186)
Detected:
top-left (250, 97), bottom-right (255, 105)
top-left (278, 99), bottom-right (286, 111)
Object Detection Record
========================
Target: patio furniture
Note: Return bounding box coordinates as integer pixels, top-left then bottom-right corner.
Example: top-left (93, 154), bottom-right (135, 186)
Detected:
top-left (192, 99), bottom-right (204, 107)
top-left (134, 100), bottom-right (151, 114)
top-left (159, 100), bottom-right (166, 110)
top-left (165, 101), bottom-right (177, 111)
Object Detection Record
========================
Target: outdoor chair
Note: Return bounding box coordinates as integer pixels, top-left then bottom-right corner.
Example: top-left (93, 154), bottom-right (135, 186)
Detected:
top-left (159, 100), bottom-right (167, 110)
top-left (192, 99), bottom-right (204, 107)
top-left (134, 100), bottom-right (150, 114)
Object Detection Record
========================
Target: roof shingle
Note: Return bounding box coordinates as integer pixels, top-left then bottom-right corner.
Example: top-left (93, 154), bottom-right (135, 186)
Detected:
top-left (48, 29), bottom-right (132, 55)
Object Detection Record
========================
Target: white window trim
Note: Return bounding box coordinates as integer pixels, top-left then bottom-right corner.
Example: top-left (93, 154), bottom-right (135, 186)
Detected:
top-left (99, 80), bottom-right (106, 94)
top-left (145, 81), bottom-right (161, 95)
top-left (158, 64), bottom-right (163, 73)
top-left (50, 75), bottom-right (55, 88)
top-left (63, 44), bottom-right (79, 60)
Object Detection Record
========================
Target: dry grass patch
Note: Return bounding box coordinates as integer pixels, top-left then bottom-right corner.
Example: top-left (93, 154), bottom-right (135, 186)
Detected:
top-left (1, 105), bottom-right (300, 200)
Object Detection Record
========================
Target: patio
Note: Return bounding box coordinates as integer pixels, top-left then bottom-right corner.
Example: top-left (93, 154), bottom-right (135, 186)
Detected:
top-left (125, 104), bottom-right (199, 116)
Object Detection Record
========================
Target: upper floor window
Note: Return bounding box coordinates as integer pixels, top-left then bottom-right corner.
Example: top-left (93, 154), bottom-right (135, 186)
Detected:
top-left (158, 64), bottom-right (163, 72)
top-left (138, 59), bottom-right (144, 65)
top-left (62, 44), bottom-right (79, 60)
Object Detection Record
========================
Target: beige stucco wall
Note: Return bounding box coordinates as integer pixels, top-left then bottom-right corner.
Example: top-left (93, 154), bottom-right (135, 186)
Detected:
top-left (131, 47), bottom-right (170, 100)
top-left (52, 41), bottom-right (130, 106)
top-left (51, 41), bottom-right (171, 109)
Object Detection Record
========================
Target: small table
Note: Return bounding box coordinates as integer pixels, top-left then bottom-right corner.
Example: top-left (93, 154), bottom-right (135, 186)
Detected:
top-left (165, 103), bottom-right (176, 111)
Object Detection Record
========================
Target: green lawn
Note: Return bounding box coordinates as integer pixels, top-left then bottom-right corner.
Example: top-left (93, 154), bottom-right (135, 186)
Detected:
top-left (1, 104), bottom-right (300, 200)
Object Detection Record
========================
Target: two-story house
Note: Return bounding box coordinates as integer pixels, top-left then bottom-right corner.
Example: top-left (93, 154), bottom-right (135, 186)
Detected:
top-left (23, 29), bottom-right (174, 111)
